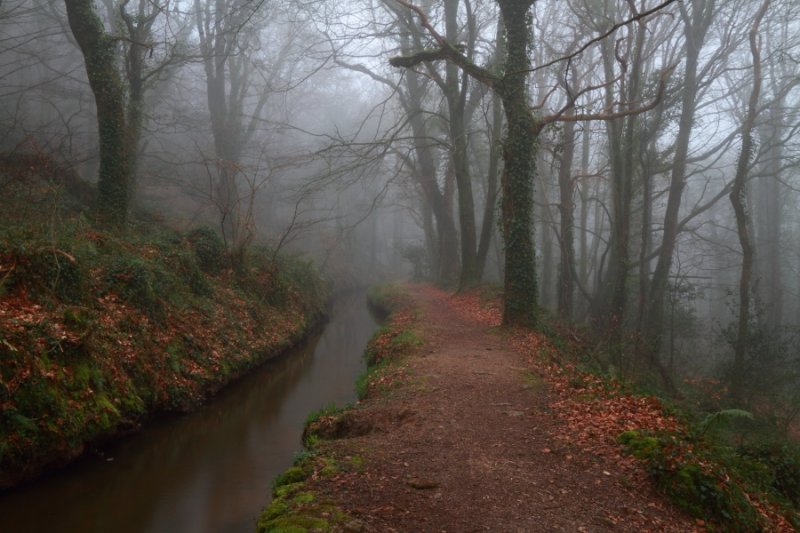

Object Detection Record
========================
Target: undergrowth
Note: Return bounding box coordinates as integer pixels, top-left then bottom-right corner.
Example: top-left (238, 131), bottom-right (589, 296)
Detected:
top-left (533, 315), bottom-right (800, 530)
top-left (0, 177), bottom-right (329, 488)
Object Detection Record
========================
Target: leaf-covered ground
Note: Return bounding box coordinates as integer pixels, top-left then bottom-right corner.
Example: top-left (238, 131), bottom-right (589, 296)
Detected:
top-left (265, 283), bottom-right (796, 531)
top-left (0, 225), bottom-right (328, 489)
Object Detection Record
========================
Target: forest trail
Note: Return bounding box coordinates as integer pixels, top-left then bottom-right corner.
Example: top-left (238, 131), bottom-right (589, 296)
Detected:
top-left (308, 285), bottom-right (694, 532)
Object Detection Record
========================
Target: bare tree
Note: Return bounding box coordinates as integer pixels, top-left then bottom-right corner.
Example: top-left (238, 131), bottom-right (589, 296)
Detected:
top-left (193, 0), bottom-right (297, 259)
top-left (729, 0), bottom-right (769, 400)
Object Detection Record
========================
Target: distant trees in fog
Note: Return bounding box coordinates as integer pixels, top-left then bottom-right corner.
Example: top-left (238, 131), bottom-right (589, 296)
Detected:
top-left (1, 0), bottom-right (799, 409)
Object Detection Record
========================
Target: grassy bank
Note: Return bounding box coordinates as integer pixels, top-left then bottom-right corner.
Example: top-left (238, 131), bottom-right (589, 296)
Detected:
top-left (0, 177), bottom-right (329, 489)
top-left (522, 315), bottom-right (800, 531)
top-left (256, 283), bottom-right (420, 532)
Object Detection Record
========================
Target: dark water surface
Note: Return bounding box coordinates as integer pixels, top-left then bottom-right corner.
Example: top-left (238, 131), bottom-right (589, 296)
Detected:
top-left (0, 291), bottom-right (377, 533)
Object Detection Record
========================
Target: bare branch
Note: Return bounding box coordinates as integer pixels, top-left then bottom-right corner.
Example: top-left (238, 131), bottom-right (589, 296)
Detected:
top-left (541, 63), bottom-right (676, 126)
top-left (388, 0), bottom-right (500, 87)
top-left (528, 0), bottom-right (679, 76)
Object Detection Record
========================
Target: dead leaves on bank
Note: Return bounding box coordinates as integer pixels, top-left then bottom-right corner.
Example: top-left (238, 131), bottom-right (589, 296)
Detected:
top-left (434, 286), bottom-right (794, 532)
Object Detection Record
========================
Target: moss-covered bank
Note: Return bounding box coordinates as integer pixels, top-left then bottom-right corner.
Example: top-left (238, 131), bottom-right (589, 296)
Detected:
top-left (256, 283), bottom-right (419, 532)
top-left (0, 193), bottom-right (329, 489)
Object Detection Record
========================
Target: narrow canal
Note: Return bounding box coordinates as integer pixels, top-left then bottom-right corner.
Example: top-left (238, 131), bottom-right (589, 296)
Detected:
top-left (0, 290), bottom-right (377, 533)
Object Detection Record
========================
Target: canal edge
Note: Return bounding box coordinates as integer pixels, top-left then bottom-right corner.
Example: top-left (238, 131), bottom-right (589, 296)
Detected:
top-left (256, 282), bottom-right (422, 532)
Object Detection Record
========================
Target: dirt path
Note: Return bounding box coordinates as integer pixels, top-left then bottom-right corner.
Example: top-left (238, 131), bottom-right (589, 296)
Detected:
top-left (311, 286), bottom-right (694, 532)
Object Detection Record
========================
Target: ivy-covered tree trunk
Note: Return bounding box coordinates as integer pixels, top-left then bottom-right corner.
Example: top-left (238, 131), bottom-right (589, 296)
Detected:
top-left (388, 0), bottom-right (539, 325)
top-left (496, 0), bottom-right (538, 327)
top-left (64, 0), bottom-right (130, 228)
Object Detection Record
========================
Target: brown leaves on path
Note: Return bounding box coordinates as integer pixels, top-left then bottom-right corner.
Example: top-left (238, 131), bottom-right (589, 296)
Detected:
top-left (305, 285), bottom-right (696, 532)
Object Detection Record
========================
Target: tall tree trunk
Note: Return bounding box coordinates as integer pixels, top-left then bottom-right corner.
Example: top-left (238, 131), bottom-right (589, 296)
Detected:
top-left (594, 33), bottom-right (635, 350)
top-left (643, 0), bottom-right (715, 361)
top-left (120, 0), bottom-right (158, 187)
top-left (444, 0), bottom-right (479, 291)
top-left (405, 64), bottom-right (461, 286)
top-left (557, 114), bottom-right (576, 321)
top-left (476, 26), bottom-right (506, 282)
top-left (64, 0), bottom-right (130, 228)
top-left (476, 92), bottom-right (502, 282)
top-left (578, 124), bottom-right (591, 295)
top-left (388, 0), bottom-right (554, 325)
top-left (755, 103), bottom-right (784, 327)
top-left (538, 161), bottom-right (554, 309)
top-left (497, 0), bottom-right (538, 327)
top-left (730, 0), bottom-right (769, 401)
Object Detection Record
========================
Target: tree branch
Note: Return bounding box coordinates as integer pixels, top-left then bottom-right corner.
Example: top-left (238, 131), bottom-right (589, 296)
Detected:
top-left (541, 63), bottom-right (676, 126)
top-left (388, 0), bottom-right (500, 87)
top-left (528, 0), bottom-right (679, 76)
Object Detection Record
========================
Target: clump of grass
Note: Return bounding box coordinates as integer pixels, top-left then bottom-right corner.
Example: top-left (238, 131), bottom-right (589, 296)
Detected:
top-left (258, 452), bottom-right (353, 533)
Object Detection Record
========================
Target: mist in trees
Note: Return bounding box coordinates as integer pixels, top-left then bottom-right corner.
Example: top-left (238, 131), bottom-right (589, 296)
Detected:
top-left (2, 0), bottom-right (799, 418)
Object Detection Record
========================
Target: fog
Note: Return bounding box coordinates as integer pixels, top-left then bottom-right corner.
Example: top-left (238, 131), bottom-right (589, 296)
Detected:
top-left (2, 0), bottom-right (799, 417)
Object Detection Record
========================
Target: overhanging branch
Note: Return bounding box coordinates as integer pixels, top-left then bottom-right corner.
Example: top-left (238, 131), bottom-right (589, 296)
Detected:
top-left (388, 0), bottom-right (500, 87)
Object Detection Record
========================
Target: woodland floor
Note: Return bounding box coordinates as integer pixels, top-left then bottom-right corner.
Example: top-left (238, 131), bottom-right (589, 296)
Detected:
top-left (305, 285), bottom-right (700, 532)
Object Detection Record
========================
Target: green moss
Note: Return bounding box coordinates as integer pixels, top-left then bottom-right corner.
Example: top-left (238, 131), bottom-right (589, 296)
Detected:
top-left (292, 492), bottom-right (315, 505)
top-left (619, 430), bottom-right (763, 529)
top-left (166, 341), bottom-right (183, 374)
top-left (63, 307), bottom-right (92, 331)
top-left (103, 256), bottom-right (163, 318)
top-left (272, 466), bottom-right (308, 490)
top-left (262, 498), bottom-right (290, 522)
top-left (618, 430), bottom-right (660, 460)
top-left (389, 330), bottom-right (423, 350)
top-left (261, 515), bottom-right (329, 532)
top-left (96, 393), bottom-right (120, 417)
top-left (305, 403), bottom-right (343, 426)
top-left (319, 457), bottom-right (338, 477)
top-left (119, 390), bottom-right (145, 416)
top-left (274, 482), bottom-right (305, 500)
top-left (348, 455), bottom-right (364, 470)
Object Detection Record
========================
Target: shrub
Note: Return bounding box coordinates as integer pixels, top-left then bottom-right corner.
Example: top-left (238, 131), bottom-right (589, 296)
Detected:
top-left (739, 443), bottom-right (800, 506)
top-left (169, 249), bottom-right (211, 297)
top-left (26, 248), bottom-right (84, 303)
top-left (619, 430), bottom-right (764, 530)
top-left (103, 256), bottom-right (164, 319)
top-left (187, 227), bottom-right (225, 275)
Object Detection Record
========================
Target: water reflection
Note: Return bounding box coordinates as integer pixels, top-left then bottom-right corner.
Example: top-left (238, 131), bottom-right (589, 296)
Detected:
top-left (0, 291), bottom-right (376, 533)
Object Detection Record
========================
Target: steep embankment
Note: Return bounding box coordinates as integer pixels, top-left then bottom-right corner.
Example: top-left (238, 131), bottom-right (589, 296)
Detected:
top-left (0, 165), bottom-right (329, 489)
top-left (260, 284), bottom-right (798, 532)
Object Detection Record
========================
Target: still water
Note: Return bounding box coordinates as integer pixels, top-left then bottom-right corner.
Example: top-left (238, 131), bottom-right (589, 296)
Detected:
top-left (0, 291), bottom-right (377, 533)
